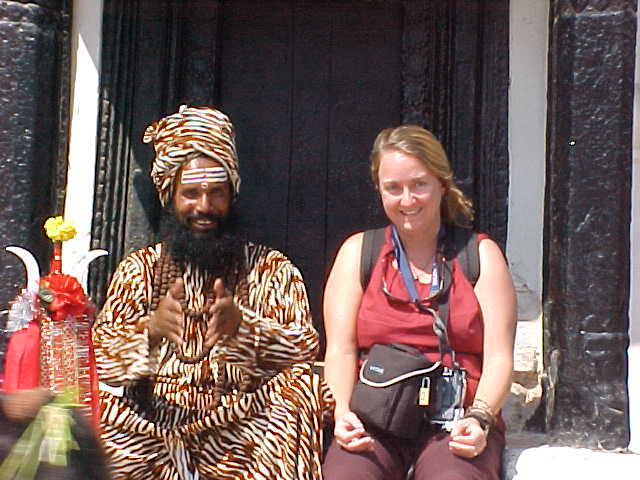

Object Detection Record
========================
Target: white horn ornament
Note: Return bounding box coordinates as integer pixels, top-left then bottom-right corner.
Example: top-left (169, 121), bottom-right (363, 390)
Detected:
top-left (71, 249), bottom-right (109, 288)
top-left (5, 246), bottom-right (41, 295)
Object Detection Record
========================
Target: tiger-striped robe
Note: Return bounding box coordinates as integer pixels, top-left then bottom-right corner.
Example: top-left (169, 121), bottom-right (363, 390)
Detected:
top-left (93, 242), bottom-right (334, 479)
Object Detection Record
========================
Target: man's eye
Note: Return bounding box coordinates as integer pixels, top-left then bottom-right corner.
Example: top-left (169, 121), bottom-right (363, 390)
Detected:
top-left (182, 190), bottom-right (198, 199)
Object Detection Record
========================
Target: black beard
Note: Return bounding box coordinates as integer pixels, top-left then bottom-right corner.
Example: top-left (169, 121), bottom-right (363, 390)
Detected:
top-left (160, 206), bottom-right (245, 274)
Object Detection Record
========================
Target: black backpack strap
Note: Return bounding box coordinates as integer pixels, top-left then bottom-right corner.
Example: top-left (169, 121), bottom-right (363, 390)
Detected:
top-left (443, 225), bottom-right (480, 286)
top-left (428, 225), bottom-right (480, 366)
top-left (359, 227), bottom-right (386, 290)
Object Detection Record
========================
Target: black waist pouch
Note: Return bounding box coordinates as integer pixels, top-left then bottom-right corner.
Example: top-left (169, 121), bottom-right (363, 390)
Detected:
top-left (349, 343), bottom-right (440, 439)
top-left (350, 343), bottom-right (468, 438)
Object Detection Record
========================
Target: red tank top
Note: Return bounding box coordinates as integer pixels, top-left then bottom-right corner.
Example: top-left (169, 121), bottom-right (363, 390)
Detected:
top-left (356, 226), bottom-right (488, 407)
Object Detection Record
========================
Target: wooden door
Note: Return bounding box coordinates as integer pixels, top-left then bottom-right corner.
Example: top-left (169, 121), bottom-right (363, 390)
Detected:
top-left (217, 1), bottom-right (401, 326)
top-left (92, 0), bottom-right (509, 346)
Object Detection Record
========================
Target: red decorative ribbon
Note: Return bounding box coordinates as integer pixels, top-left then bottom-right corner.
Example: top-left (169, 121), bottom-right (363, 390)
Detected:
top-left (40, 274), bottom-right (90, 322)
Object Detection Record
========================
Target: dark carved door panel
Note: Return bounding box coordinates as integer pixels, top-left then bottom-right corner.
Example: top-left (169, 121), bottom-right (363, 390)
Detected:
top-left (217, 1), bottom-right (402, 327)
top-left (92, 0), bottom-right (509, 344)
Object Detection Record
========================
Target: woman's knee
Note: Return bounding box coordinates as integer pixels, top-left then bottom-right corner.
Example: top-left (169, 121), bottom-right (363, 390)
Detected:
top-left (323, 438), bottom-right (406, 480)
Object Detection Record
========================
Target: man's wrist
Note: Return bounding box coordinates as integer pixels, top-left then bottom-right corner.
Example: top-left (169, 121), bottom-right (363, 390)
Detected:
top-left (135, 314), bottom-right (150, 333)
top-left (137, 314), bottom-right (160, 348)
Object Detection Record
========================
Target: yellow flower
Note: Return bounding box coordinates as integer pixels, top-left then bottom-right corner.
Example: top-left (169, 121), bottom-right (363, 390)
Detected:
top-left (44, 216), bottom-right (77, 242)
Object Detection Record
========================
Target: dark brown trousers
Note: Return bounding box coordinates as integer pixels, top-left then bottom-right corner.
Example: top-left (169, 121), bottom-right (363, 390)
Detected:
top-left (322, 428), bottom-right (504, 480)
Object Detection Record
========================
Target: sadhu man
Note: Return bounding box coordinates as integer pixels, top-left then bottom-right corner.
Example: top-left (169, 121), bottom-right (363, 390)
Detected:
top-left (93, 105), bottom-right (333, 479)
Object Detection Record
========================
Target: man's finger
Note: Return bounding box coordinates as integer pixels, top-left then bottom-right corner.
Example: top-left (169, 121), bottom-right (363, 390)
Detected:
top-left (169, 278), bottom-right (185, 300)
top-left (159, 316), bottom-right (183, 345)
top-left (167, 331), bottom-right (184, 346)
top-left (213, 278), bottom-right (227, 299)
top-left (204, 332), bottom-right (219, 349)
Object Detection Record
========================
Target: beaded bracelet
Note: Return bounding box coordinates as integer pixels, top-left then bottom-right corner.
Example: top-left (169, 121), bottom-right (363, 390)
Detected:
top-left (463, 410), bottom-right (493, 435)
top-left (463, 398), bottom-right (496, 435)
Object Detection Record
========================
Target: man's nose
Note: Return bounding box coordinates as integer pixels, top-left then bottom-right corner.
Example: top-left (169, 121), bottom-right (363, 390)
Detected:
top-left (195, 194), bottom-right (214, 214)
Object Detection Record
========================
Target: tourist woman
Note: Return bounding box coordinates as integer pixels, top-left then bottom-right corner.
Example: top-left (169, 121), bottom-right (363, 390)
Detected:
top-left (322, 125), bottom-right (516, 480)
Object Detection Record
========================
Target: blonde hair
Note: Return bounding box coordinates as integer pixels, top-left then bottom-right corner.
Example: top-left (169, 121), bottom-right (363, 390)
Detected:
top-left (370, 125), bottom-right (474, 226)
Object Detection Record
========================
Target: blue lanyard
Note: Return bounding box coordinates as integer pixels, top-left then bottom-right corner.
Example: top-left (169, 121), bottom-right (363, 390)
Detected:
top-left (390, 225), bottom-right (441, 303)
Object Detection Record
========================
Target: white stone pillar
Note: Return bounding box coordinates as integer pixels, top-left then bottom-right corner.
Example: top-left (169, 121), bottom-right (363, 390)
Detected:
top-left (628, 10), bottom-right (640, 454)
top-left (504, 0), bottom-right (549, 431)
top-left (62, 0), bottom-right (104, 287)
top-left (508, 1), bottom-right (548, 304)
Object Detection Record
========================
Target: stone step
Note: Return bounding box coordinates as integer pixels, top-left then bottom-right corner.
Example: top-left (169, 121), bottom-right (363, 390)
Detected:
top-left (503, 434), bottom-right (640, 479)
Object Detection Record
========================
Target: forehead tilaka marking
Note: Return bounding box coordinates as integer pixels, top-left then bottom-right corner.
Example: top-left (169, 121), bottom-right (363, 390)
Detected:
top-left (180, 166), bottom-right (228, 185)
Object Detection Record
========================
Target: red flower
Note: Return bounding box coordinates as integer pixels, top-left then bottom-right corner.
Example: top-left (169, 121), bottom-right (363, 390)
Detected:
top-left (40, 273), bottom-right (89, 321)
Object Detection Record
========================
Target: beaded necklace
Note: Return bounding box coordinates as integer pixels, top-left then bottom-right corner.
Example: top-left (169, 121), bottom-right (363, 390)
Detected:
top-left (150, 244), bottom-right (252, 404)
top-left (150, 246), bottom-right (214, 364)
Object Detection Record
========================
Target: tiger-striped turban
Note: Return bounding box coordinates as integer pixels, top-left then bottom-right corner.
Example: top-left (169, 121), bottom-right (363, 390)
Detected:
top-left (143, 105), bottom-right (241, 207)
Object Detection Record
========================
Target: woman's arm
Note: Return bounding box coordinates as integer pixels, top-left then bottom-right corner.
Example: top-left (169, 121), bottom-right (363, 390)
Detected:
top-left (323, 232), bottom-right (363, 418)
top-left (474, 237), bottom-right (517, 412)
top-left (323, 232), bottom-right (374, 451)
top-left (449, 237), bottom-right (516, 458)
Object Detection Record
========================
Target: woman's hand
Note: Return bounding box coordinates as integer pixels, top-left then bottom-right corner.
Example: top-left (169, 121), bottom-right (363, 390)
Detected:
top-left (448, 417), bottom-right (487, 458)
top-left (333, 411), bottom-right (375, 452)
